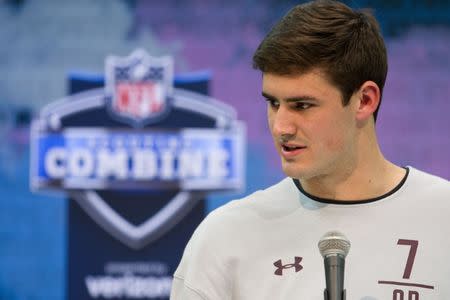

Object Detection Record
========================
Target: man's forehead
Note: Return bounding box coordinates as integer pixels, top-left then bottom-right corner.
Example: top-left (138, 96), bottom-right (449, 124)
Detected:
top-left (262, 70), bottom-right (331, 90)
top-left (261, 70), bottom-right (343, 102)
top-left (262, 68), bottom-right (330, 82)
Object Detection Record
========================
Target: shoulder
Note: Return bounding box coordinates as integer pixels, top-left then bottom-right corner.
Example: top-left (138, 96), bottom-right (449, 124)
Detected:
top-left (177, 177), bottom-right (301, 259)
top-left (209, 177), bottom-right (301, 223)
top-left (399, 167), bottom-right (450, 207)
top-left (173, 177), bottom-right (299, 274)
top-left (191, 177), bottom-right (299, 237)
top-left (406, 167), bottom-right (450, 193)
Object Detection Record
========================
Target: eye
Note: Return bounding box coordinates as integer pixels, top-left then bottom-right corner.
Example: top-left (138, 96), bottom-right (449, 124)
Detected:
top-left (294, 102), bottom-right (313, 110)
top-left (264, 98), bottom-right (279, 109)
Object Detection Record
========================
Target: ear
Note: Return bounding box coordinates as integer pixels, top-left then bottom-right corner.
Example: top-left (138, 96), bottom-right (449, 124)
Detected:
top-left (355, 81), bottom-right (380, 122)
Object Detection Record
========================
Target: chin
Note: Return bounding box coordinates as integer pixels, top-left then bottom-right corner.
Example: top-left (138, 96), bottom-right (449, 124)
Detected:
top-left (281, 156), bottom-right (327, 180)
top-left (281, 163), bottom-right (312, 180)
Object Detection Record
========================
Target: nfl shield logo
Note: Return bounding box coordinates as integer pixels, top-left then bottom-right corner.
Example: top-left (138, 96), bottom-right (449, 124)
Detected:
top-left (105, 49), bottom-right (173, 126)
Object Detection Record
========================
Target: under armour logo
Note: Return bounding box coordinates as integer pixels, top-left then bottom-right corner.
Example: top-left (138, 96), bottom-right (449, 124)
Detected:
top-left (273, 257), bottom-right (303, 276)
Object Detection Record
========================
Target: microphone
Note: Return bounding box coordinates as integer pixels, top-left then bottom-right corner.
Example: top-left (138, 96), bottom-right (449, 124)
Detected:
top-left (318, 231), bottom-right (351, 300)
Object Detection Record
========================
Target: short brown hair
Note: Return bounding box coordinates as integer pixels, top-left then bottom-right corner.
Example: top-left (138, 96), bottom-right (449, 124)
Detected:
top-left (252, 0), bottom-right (387, 121)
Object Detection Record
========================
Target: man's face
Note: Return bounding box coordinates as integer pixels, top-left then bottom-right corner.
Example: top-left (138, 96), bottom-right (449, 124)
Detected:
top-left (263, 70), bottom-right (359, 180)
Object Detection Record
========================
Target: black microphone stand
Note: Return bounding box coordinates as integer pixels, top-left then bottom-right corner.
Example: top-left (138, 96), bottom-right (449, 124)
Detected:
top-left (324, 289), bottom-right (346, 300)
top-left (322, 254), bottom-right (346, 300)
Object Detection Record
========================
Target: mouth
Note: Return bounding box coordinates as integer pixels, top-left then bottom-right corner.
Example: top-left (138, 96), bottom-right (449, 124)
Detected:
top-left (282, 144), bottom-right (305, 152)
top-left (281, 142), bottom-right (306, 151)
top-left (280, 143), bottom-right (307, 157)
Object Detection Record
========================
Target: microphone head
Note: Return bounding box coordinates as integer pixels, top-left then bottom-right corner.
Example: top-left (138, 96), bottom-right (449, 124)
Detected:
top-left (318, 231), bottom-right (351, 258)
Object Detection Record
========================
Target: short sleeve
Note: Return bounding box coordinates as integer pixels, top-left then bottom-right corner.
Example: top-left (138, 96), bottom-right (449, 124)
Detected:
top-left (170, 208), bottom-right (235, 300)
top-left (170, 276), bottom-right (207, 300)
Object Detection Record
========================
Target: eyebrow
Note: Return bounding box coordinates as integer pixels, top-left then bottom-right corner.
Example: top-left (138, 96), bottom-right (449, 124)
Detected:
top-left (261, 91), bottom-right (319, 103)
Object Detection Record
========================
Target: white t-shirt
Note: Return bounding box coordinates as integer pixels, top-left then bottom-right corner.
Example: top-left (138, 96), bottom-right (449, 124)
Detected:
top-left (171, 167), bottom-right (450, 299)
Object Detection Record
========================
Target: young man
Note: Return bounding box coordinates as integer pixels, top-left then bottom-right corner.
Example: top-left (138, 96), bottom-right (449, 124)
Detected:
top-left (171, 1), bottom-right (450, 299)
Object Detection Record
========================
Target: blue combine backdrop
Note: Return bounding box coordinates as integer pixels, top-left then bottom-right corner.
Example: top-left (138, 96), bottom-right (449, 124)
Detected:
top-left (0, 1), bottom-right (449, 299)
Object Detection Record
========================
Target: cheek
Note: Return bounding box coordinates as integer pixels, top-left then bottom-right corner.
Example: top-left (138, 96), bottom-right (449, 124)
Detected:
top-left (324, 134), bottom-right (345, 151)
top-left (317, 120), bottom-right (350, 152)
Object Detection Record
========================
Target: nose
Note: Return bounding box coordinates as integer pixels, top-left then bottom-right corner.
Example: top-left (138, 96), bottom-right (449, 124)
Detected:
top-left (270, 106), bottom-right (297, 139)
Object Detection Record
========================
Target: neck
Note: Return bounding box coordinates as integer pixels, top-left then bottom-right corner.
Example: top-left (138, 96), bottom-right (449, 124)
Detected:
top-left (300, 125), bottom-right (406, 202)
